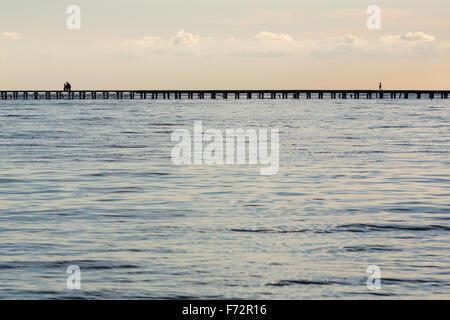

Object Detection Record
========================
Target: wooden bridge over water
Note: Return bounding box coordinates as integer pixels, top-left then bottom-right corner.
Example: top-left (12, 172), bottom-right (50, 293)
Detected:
top-left (1, 90), bottom-right (449, 100)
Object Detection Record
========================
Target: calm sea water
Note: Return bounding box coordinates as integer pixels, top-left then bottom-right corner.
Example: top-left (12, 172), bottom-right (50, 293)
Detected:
top-left (0, 99), bottom-right (449, 299)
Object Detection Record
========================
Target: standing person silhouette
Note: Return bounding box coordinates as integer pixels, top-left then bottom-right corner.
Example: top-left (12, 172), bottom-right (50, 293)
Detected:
top-left (379, 82), bottom-right (382, 90)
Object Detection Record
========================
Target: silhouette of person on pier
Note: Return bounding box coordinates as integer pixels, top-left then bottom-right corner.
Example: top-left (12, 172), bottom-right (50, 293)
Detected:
top-left (63, 82), bottom-right (72, 92)
top-left (379, 82), bottom-right (382, 90)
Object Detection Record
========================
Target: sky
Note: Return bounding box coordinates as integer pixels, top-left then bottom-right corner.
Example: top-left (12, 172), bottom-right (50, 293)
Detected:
top-left (1, 0), bottom-right (449, 89)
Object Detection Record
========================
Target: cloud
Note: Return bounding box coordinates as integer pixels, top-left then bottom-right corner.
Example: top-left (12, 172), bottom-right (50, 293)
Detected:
top-left (171, 29), bottom-right (200, 46)
top-left (226, 37), bottom-right (238, 44)
top-left (2, 32), bottom-right (21, 40)
top-left (378, 31), bottom-right (445, 56)
top-left (332, 34), bottom-right (368, 49)
top-left (132, 30), bottom-right (202, 53)
top-left (128, 30), bottom-right (446, 59)
top-left (310, 34), bottom-right (368, 56)
top-left (402, 32), bottom-right (436, 43)
top-left (229, 51), bottom-right (290, 58)
top-left (310, 32), bottom-right (447, 58)
top-left (254, 31), bottom-right (294, 44)
top-left (135, 36), bottom-right (162, 47)
top-left (380, 32), bottom-right (436, 45)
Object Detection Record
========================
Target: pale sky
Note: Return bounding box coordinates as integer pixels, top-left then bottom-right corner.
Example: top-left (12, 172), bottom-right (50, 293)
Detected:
top-left (1, 0), bottom-right (449, 89)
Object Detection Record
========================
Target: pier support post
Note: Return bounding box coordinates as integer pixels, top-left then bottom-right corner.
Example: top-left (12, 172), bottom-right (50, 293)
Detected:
top-left (429, 92), bottom-right (434, 99)
top-left (417, 93), bottom-right (421, 99)
top-left (404, 93), bottom-right (408, 99)
top-left (247, 92), bottom-right (252, 99)
top-left (318, 92), bottom-right (323, 99)
top-left (211, 92), bottom-right (216, 99)
top-left (307, 92), bottom-right (311, 99)
top-left (223, 92), bottom-right (228, 99)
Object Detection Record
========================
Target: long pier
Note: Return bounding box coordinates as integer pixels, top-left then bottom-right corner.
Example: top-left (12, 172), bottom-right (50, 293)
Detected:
top-left (0, 90), bottom-right (449, 100)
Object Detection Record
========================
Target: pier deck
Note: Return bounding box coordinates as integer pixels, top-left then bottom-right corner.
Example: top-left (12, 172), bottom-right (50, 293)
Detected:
top-left (0, 90), bottom-right (449, 100)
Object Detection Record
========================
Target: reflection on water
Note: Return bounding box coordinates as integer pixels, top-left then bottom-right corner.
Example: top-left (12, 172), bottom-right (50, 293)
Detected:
top-left (0, 99), bottom-right (449, 299)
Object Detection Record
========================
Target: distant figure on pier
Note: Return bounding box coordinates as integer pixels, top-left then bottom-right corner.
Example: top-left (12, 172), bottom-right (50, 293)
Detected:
top-left (379, 82), bottom-right (382, 90)
top-left (64, 82), bottom-right (72, 92)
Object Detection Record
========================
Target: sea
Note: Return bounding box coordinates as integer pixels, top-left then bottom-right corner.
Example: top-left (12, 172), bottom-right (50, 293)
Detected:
top-left (0, 98), bottom-right (449, 299)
